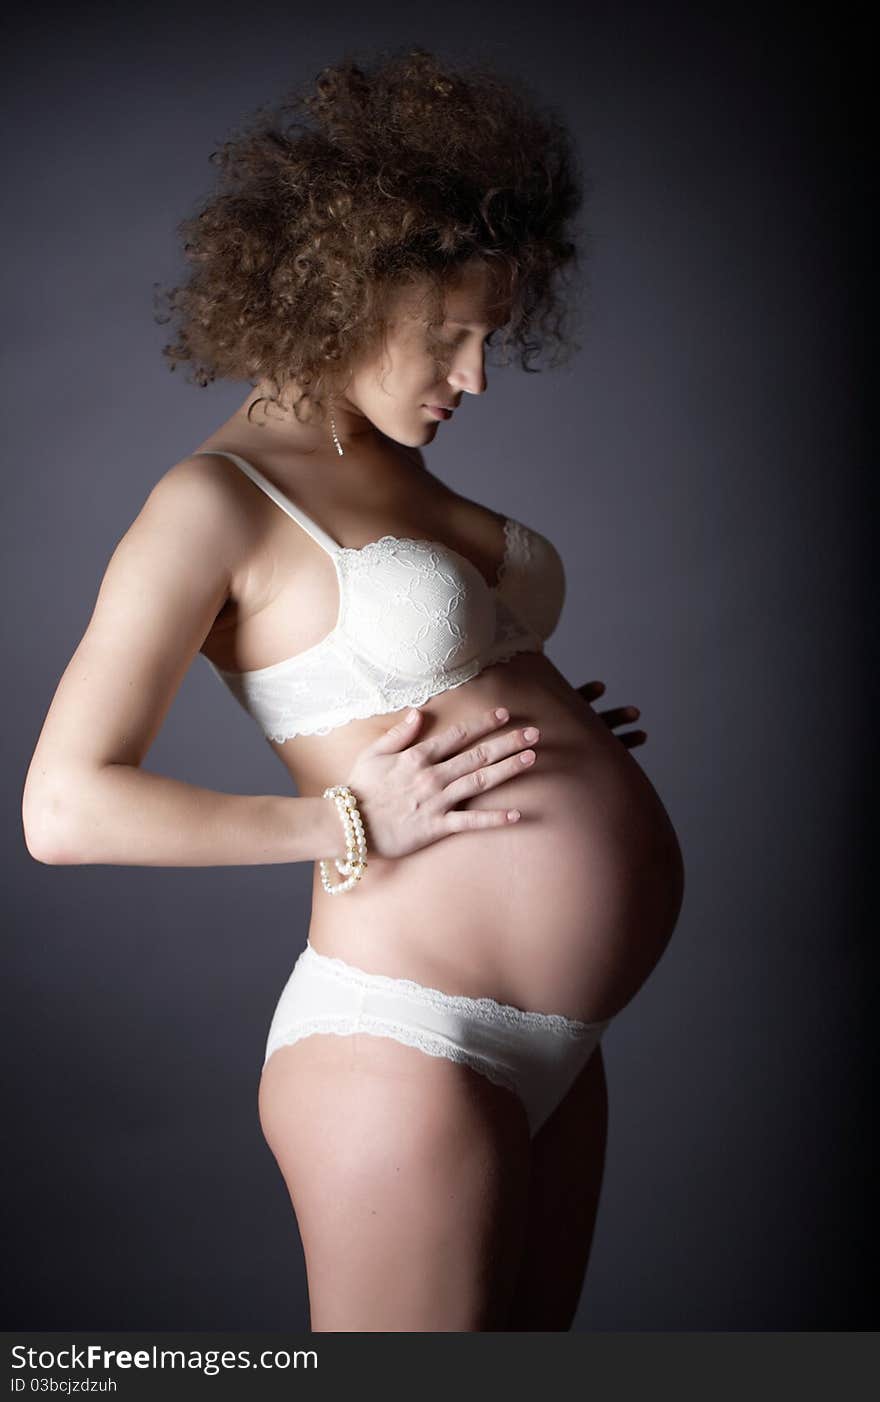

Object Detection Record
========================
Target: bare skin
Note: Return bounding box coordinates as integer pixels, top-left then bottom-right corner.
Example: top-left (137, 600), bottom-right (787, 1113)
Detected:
top-left (195, 260), bottom-right (684, 1329)
top-left (24, 257), bottom-right (683, 1330)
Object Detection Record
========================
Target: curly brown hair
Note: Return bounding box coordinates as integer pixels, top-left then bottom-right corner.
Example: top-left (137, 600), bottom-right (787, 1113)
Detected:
top-left (153, 44), bottom-right (588, 426)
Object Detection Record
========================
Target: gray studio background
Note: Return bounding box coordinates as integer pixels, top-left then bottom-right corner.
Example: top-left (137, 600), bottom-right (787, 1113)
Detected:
top-left (3, 3), bottom-right (869, 1329)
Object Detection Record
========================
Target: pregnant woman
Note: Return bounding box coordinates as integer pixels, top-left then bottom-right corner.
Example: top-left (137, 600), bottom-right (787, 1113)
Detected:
top-left (22, 48), bottom-right (684, 1331)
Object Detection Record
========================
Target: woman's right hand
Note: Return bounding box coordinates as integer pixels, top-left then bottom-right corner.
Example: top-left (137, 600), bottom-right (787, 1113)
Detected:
top-left (344, 706), bottom-right (540, 860)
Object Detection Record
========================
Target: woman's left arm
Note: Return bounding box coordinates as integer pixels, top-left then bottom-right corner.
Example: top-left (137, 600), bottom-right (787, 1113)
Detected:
top-left (575, 679), bottom-right (646, 750)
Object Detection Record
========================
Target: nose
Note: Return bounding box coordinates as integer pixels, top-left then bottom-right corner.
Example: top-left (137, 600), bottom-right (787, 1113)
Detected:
top-left (447, 345), bottom-right (488, 396)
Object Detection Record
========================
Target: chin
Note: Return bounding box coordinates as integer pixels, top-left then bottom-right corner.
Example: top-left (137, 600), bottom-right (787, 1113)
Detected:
top-left (387, 422), bottom-right (433, 448)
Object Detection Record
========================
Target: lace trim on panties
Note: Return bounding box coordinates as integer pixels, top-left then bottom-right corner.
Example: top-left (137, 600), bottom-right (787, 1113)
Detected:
top-left (264, 1017), bottom-right (521, 1098)
top-left (302, 944), bottom-right (601, 1037)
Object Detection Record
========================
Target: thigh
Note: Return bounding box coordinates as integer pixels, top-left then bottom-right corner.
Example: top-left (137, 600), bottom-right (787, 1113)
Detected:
top-left (505, 1043), bottom-right (609, 1331)
top-left (258, 1031), bottom-right (532, 1332)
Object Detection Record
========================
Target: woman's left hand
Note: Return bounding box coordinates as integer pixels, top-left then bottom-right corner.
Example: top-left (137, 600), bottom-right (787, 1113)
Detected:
top-left (575, 679), bottom-right (647, 749)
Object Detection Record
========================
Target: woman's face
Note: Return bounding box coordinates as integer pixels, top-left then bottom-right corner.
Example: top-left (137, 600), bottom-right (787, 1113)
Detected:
top-left (336, 258), bottom-right (511, 449)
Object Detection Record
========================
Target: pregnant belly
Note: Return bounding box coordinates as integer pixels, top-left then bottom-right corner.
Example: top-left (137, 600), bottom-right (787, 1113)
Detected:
top-left (305, 652), bottom-right (685, 1023)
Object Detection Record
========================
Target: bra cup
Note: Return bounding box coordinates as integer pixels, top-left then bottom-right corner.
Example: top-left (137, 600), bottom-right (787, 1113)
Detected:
top-left (499, 533), bottom-right (566, 641)
top-left (338, 541), bottom-right (497, 678)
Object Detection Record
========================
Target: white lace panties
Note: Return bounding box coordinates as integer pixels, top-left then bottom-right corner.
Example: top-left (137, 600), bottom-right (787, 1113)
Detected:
top-left (262, 941), bottom-right (611, 1138)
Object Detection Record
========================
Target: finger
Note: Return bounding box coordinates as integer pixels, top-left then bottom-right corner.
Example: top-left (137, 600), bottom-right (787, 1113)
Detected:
top-left (598, 705), bottom-right (640, 728)
top-left (443, 805), bottom-right (523, 833)
top-left (366, 705), bottom-right (424, 754)
top-left (440, 746), bottom-right (537, 809)
top-left (619, 729), bottom-right (647, 748)
top-left (413, 705), bottom-right (512, 764)
top-left (433, 723), bottom-right (540, 788)
top-left (578, 680), bottom-right (606, 702)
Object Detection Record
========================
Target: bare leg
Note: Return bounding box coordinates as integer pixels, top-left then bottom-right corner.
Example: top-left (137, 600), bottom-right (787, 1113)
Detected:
top-left (504, 1044), bottom-right (609, 1330)
top-left (258, 1031), bottom-right (533, 1331)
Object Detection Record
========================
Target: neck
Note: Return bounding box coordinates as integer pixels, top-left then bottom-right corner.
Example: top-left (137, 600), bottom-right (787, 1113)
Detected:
top-left (242, 383), bottom-right (378, 450)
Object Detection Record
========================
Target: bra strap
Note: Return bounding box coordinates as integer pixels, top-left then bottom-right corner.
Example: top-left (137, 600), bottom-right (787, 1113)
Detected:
top-left (193, 450), bottom-right (341, 557)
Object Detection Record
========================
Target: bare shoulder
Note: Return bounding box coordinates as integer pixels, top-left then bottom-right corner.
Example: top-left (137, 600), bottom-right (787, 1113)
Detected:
top-left (146, 450), bottom-right (270, 582)
top-left (152, 450), bottom-right (258, 527)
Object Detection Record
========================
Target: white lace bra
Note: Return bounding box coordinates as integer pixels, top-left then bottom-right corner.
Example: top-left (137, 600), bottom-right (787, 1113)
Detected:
top-left (195, 449), bottom-right (566, 741)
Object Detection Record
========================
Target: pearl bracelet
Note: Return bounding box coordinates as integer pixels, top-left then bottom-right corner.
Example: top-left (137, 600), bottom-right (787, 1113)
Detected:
top-left (319, 784), bottom-right (368, 894)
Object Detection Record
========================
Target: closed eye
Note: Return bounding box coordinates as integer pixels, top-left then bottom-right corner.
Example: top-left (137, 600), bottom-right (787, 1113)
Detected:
top-left (440, 330), bottom-right (498, 346)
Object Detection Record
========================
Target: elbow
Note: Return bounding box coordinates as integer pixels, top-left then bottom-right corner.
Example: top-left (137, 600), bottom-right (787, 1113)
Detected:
top-left (21, 784), bottom-right (83, 865)
top-left (23, 829), bottom-right (77, 865)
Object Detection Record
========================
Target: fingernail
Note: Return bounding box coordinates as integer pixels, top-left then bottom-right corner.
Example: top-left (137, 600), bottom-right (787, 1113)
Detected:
top-left (406, 708), bottom-right (419, 722)
top-left (495, 707), bottom-right (509, 721)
